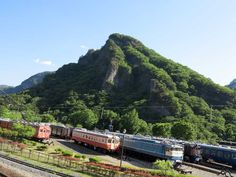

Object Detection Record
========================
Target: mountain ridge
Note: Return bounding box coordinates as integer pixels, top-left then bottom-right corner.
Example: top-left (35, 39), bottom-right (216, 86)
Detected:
top-left (1, 71), bottom-right (53, 94)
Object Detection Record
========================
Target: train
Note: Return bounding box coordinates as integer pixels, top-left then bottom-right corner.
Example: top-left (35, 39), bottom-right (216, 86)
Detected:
top-left (50, 124), bottom-right (72, 139)
top-left (122, 134), bottom-right (184, 163)
top-left (71, 128), bottom-right (120, 152)
top-left (0, 118), bottom-right (51, 140)
top-left (200, 144), bottom-right (236, 169)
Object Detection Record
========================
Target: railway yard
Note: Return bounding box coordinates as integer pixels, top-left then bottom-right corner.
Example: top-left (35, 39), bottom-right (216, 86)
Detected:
top-left (0, 119), bottom-right (236, 177)
top-left (0, 137), bottom-right (235, 177)
top-left (54, 138), bottom-right (236, 177)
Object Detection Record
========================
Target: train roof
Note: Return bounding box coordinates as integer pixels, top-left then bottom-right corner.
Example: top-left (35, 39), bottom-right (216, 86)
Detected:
top-left (199, 143), bottom-right (236, 152)
top-left (124, 134), bottom-right (183, 148)
top-left (73, 128), bottom-right (120, 139)
top-left (50, 123), bottom-right (67, 128)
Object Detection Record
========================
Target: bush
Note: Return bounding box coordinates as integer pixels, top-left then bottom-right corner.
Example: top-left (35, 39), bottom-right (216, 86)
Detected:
top-left (74, 154), bottom-right (81, 158)
top-left (82, 155), bottom-right (86, 159)
top-left (36, 145), bottom-right (48, 151)
top-left (89, 157), bottom-right (101, 163)
top-left (62, 150), bottom-right (73, 156)
top-left (55, 148), bottom-right (63, 153)
top-left (153, 160), bottom-right (173, 175)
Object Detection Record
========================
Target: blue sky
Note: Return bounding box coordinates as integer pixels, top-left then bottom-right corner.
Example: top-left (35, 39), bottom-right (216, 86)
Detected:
top-left (1, 0), bottom-right (236, 86)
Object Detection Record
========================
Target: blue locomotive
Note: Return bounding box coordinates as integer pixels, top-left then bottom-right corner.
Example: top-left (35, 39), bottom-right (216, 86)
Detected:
top-left (122, 135), bottom-right (184, 163)
top-left (200, 144), bottom-right (236, 169)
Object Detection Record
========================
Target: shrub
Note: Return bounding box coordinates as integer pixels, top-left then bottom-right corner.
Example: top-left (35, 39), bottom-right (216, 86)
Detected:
top-left (89, 157), bottom-right (101, 163)
top-left (153, 160), bottom-right (173, 175)
top-left (74, 154), bottom-right (81, 158)
top-left (82, 155), bottom-right (86, 159)
top-left (62, 150), bottom-right (73, 156)
top-left (36, 145), bottom-right (48, 151)
top-left (55, 148), bottom-right (63, 153)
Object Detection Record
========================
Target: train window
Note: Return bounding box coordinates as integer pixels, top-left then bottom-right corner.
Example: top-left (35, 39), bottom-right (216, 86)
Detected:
top-left (108, 139), bottom-right (111, 143)
top-left (224, 153), bottom-right (230, 159)
top-left (171, 147), bottom-right (182, 151)
top-left (211, 150), bottom-right (216, 157)
top-left (217, 151), bottom-right (223, 158)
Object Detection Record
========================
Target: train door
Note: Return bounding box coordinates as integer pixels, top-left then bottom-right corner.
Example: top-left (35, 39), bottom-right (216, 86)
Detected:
top-left (111, 139), bottom-right (115, 150)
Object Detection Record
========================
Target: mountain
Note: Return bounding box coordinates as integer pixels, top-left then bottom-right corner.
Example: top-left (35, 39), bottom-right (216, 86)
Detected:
top-left (32, 33), bottom-right (234, 111)
top-left (0, 85), bottom-right (12, 91)
top-left (227, 79), bottom-right (236, 90)
top-left (1, 71), bottom-right (53, 94)
top-left (28, 33), bottom-right (236, 142)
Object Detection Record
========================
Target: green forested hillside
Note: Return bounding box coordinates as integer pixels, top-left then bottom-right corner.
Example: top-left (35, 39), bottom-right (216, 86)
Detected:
top-left (1, 34), bottom-right (236, 143)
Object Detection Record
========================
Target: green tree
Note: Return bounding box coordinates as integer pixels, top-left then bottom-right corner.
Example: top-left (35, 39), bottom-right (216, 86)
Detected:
top-left (224, 124), bottom-right (236, 141)
top-left (13, 123), bottom-right (36, 138)
top-left (98, 109), bottom-right (120, 130)
top-left (152, 123), bottom-right (172, 138)
top-left (69, 108), bottom-right (98, 129)
top-left (120, 109), bottom-right (149, 134)
top-left (171, 122), bottom-right (196, 140)
top-left (40, 113), bottom-right (56, 123)
top-left (120, 109), bottom-right (141, 134)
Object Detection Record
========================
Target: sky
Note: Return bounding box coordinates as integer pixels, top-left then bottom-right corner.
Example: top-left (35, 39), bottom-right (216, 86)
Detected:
top-left (1, 0), bottom-right (236, 86)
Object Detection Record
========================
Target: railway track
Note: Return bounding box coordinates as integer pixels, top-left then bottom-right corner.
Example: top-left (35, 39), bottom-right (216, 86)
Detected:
top-left (0, 173), bottom-right (7, 177)
top-left (182, 161), bottom-right (234, 177)
top-left (0, 153), bottom-right (76, 177)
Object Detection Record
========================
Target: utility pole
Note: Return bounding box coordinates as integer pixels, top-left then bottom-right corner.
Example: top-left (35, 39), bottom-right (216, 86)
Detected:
top-left (120, 129), bottom-right (126, 168)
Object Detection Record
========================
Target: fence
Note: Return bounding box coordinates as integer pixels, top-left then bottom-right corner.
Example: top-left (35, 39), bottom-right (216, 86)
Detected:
top-left (0, 141), bottom-right (145, 177)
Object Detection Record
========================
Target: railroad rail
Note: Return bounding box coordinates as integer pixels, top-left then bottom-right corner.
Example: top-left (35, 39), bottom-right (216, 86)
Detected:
top-left (182, 161), bottom-right (234, 177)
top-left (0, 173), bottom-right (7, 177)
top-left (0, 153), bottom-right (76, 177)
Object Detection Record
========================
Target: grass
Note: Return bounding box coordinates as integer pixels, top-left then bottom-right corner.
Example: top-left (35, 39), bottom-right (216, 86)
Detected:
top-left (0, 151), bottom-right (93, 177)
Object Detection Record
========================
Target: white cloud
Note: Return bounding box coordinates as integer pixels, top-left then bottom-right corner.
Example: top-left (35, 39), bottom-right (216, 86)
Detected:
top-left (80, 45), bottom-right (88, 50)
top-left (34, 58), bottom-right (53, 66)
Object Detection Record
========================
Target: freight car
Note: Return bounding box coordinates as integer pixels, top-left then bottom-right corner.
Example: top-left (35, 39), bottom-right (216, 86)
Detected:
top-left (122, 135), bottom-right (184, 163)
top-left (200, 144), bottom-right (236, 169)
top-left (0, 118), bottom-right (51, 140)
top-left (50, 124), bottom-right (72, 139)
top-left (72, 128), bottom-right (120, 152)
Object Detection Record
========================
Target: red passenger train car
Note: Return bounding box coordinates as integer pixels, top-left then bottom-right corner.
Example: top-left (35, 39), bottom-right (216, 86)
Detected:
top-left (72, 128), bottom-right (120, 152)
top-left (0, 118), bottom-right (51, 140)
